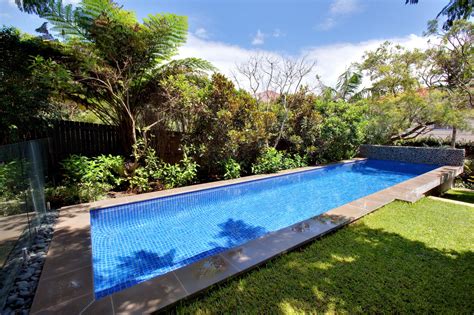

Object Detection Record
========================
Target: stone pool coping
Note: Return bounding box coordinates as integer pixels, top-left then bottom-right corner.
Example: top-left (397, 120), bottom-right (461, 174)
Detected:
top-left (30, 159), bottom-right (462, 314)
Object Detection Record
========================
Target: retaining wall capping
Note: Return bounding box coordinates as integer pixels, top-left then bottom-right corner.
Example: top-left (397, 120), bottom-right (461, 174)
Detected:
top-left (359, 144), bottom-right (465, 167)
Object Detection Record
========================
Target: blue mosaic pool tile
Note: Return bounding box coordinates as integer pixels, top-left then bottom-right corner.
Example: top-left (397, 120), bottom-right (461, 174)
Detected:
top-left (90, 159), bottom-right (437, 298)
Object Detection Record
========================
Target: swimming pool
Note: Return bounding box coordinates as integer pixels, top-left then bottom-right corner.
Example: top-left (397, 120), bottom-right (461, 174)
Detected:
top-left (90, 159), bottom-right (438, 298)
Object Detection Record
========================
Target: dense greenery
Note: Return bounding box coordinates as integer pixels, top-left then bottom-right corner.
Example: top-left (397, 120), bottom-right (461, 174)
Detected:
top-left (0, 160), bottom-right (29, 216)
top-left (251, 147), bottom-right (307, 175)
top-left (0, 27), bottom-right (64, 144)
top-left (177, 198), bottom-right (474, 313)
top-left (35, 0), bottom-right (213, 158)
top-left (2, 0), bottom-right (472, 206)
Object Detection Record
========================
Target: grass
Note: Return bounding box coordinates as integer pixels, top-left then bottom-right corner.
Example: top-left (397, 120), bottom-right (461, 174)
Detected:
top-left (176, 198), bottom-right (474, 314)
top-left (441, 188), bottom-right (474, 204)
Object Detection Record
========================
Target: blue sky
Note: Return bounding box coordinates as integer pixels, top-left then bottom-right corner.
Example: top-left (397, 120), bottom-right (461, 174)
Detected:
top-left (0, 0), bottom-right (446, 85)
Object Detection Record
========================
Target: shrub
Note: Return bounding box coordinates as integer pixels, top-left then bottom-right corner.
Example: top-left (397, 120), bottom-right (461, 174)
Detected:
top-left (282, 153), bottom-right (308, 169)
top-left (62, 154), bottom-right (124, 188)
top-left (252, 147), bottom-right (285, 174)
top-left (222, 158), bottom-right (241, 179)
top-left (455, 159), bottom-right (474, 189)
top-left (0, 160), bottom-right (28, 200)
top-left (128, 166), bottom-right (153, 193)
top-left (252, 147), bottom-right (307, 174)
top-left (155, 153), bottom-right (198, 189)
top-left (61, 154), bottom-right (124, 201)
top-left (44, 185), bottom-right (80, 209)
top-left (128, 147), bottom-right (199, 191)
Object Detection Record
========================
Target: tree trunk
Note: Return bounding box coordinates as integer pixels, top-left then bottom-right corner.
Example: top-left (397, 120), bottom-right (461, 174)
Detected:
top-left (451, 126), bottom-right (457, 148)
top-left (119, 116), bottom-right (137, 157)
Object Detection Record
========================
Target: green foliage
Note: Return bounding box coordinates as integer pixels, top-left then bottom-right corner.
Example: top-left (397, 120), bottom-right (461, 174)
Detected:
top-left (128, 166), bottom-right (153, 193)
top-left (155, 153), bottom-right (198, 189)
top-left (186, 73), bottom-right (274, 177)
top-left (37, 0), bottom-right (214, 155)
top-left (313, 100), bottom-right (367, 162)
top-left (222, 158), bottom-right (241, 180)
top-left (252, 147), bottom-right (307, 175)
top-left (44, 185), bottom-right (80, 209)
top-left (251, 147), bottom-right (285, 174)
top-left (0, 27), bottom-right (66, 143)
top-left (61, 154), bottom-right (124, 201)
top-left (127, 146), bottom-right (198, 192)
top-left (0, 160), bottom-right (28, 200)
top-left (0, 159), bottom-right (29, 216)
top-left (282, 153), bottom-right (308, 170)
top-left (177, 198), bottom-right (474, 313)
top-left (359, 41), bottom-right (425, 96)
top-left (456, 159), bottom-right (474, 189)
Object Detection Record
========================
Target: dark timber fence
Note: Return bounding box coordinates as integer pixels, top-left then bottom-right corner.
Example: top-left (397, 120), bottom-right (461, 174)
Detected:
top-left (5, 120), bottom-right (183, 178)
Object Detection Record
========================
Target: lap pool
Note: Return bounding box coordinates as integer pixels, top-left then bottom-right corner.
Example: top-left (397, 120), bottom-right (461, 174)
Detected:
top-left (90, 159), bottom-right (437, 298)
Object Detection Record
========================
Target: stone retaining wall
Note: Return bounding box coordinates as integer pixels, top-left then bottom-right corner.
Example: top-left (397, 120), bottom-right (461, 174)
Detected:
top-left (359, 145), bottom-right (465, 166)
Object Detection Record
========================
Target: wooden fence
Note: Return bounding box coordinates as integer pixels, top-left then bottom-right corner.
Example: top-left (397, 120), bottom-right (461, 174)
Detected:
top-left (5, 120), bottom-right (183, 176)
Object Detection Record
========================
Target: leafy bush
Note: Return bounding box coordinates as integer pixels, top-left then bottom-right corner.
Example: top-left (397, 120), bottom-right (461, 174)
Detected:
top-left (128, 146), bottom-right (199, 191)
top-left (282, 153), bottom-right (308, 169)
top-left (252, 147), bottom-right (285, 174)
top-left (455, 159), bottom-right (474, 189)
top-left (222, 158), bottom-right (241, 179)
top-left (44, 185), bottom-right (80, 209)
top-left (128, 166), bottom-right (153, 193)
top-left (61, 154), bottom-right (124, 201)
top-left (0, 160), bottom-right (28, 200)
top-left (313, 100), bottom-right (367, 162)
top-left (62, 154), bottom-right (124, 187)
top-left (155, 153), bottom-right (198, 189)
top-left (252, 147), bottom-right (307, 174)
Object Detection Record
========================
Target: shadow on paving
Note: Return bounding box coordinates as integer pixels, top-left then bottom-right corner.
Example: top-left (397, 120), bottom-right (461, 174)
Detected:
top-left (174, 222), bottom-right (474, 314)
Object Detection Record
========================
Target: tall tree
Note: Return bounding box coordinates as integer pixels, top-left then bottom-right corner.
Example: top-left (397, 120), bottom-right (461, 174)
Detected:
top-left (422, 19), bottom-right (473, 147)
top-left (36, 0), bottom-right (213, 157)
top-left (233, 54), bottom-right (317, 148)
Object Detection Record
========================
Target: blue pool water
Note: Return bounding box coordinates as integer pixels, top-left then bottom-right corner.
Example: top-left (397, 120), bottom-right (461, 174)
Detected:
top-left (90, 159), bottom-right (437, 298)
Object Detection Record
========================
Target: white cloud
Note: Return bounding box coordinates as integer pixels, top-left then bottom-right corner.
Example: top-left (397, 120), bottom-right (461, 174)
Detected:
top-left (317, 0), bottom-right (361, 31)
top-left (318, 18), bottom-right (336, 31)
top-left (272, 28), bottom-right (285, 38)
top-left (194, 27), bottom-right (209, 39)
top-left (251, 29), bottom-right (265, 45)
top-left (330, 0), bottom-right (359, 15)
top-left (179, 33), bottom-right (431, 91)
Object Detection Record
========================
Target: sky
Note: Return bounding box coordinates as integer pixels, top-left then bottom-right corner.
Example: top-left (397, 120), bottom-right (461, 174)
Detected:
top-left (0, 0), bottom-right (447, 86)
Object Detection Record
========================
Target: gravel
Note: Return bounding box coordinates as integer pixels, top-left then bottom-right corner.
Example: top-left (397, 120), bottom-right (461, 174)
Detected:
top-left (1, 212), bottom-right (57, 314)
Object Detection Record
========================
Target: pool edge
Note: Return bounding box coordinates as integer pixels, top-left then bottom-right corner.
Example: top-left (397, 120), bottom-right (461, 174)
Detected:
top-left (30, 162), bottom-right (463, 314)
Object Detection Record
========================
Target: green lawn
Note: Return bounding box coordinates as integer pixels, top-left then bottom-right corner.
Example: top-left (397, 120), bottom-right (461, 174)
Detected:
top-left (176, 198), bottom-right (474, 314)
top-left (442, 188), bottom-right (474, 204)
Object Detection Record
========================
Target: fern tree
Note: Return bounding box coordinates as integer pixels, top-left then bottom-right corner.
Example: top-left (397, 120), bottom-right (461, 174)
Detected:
top-left (38, 0), bottom-right (213, 157)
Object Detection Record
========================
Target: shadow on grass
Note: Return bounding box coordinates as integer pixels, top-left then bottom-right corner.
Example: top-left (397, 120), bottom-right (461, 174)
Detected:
top-left (175, 222), bottom-right (474, 314)
top-left (442, 189), bottom-right (474, 204)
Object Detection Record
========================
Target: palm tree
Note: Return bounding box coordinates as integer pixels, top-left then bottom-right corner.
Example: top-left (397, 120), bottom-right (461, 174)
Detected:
top-left (321, 66), bottom-right (367, 102)
top-left (37, 0), bottom-right (214, 156)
